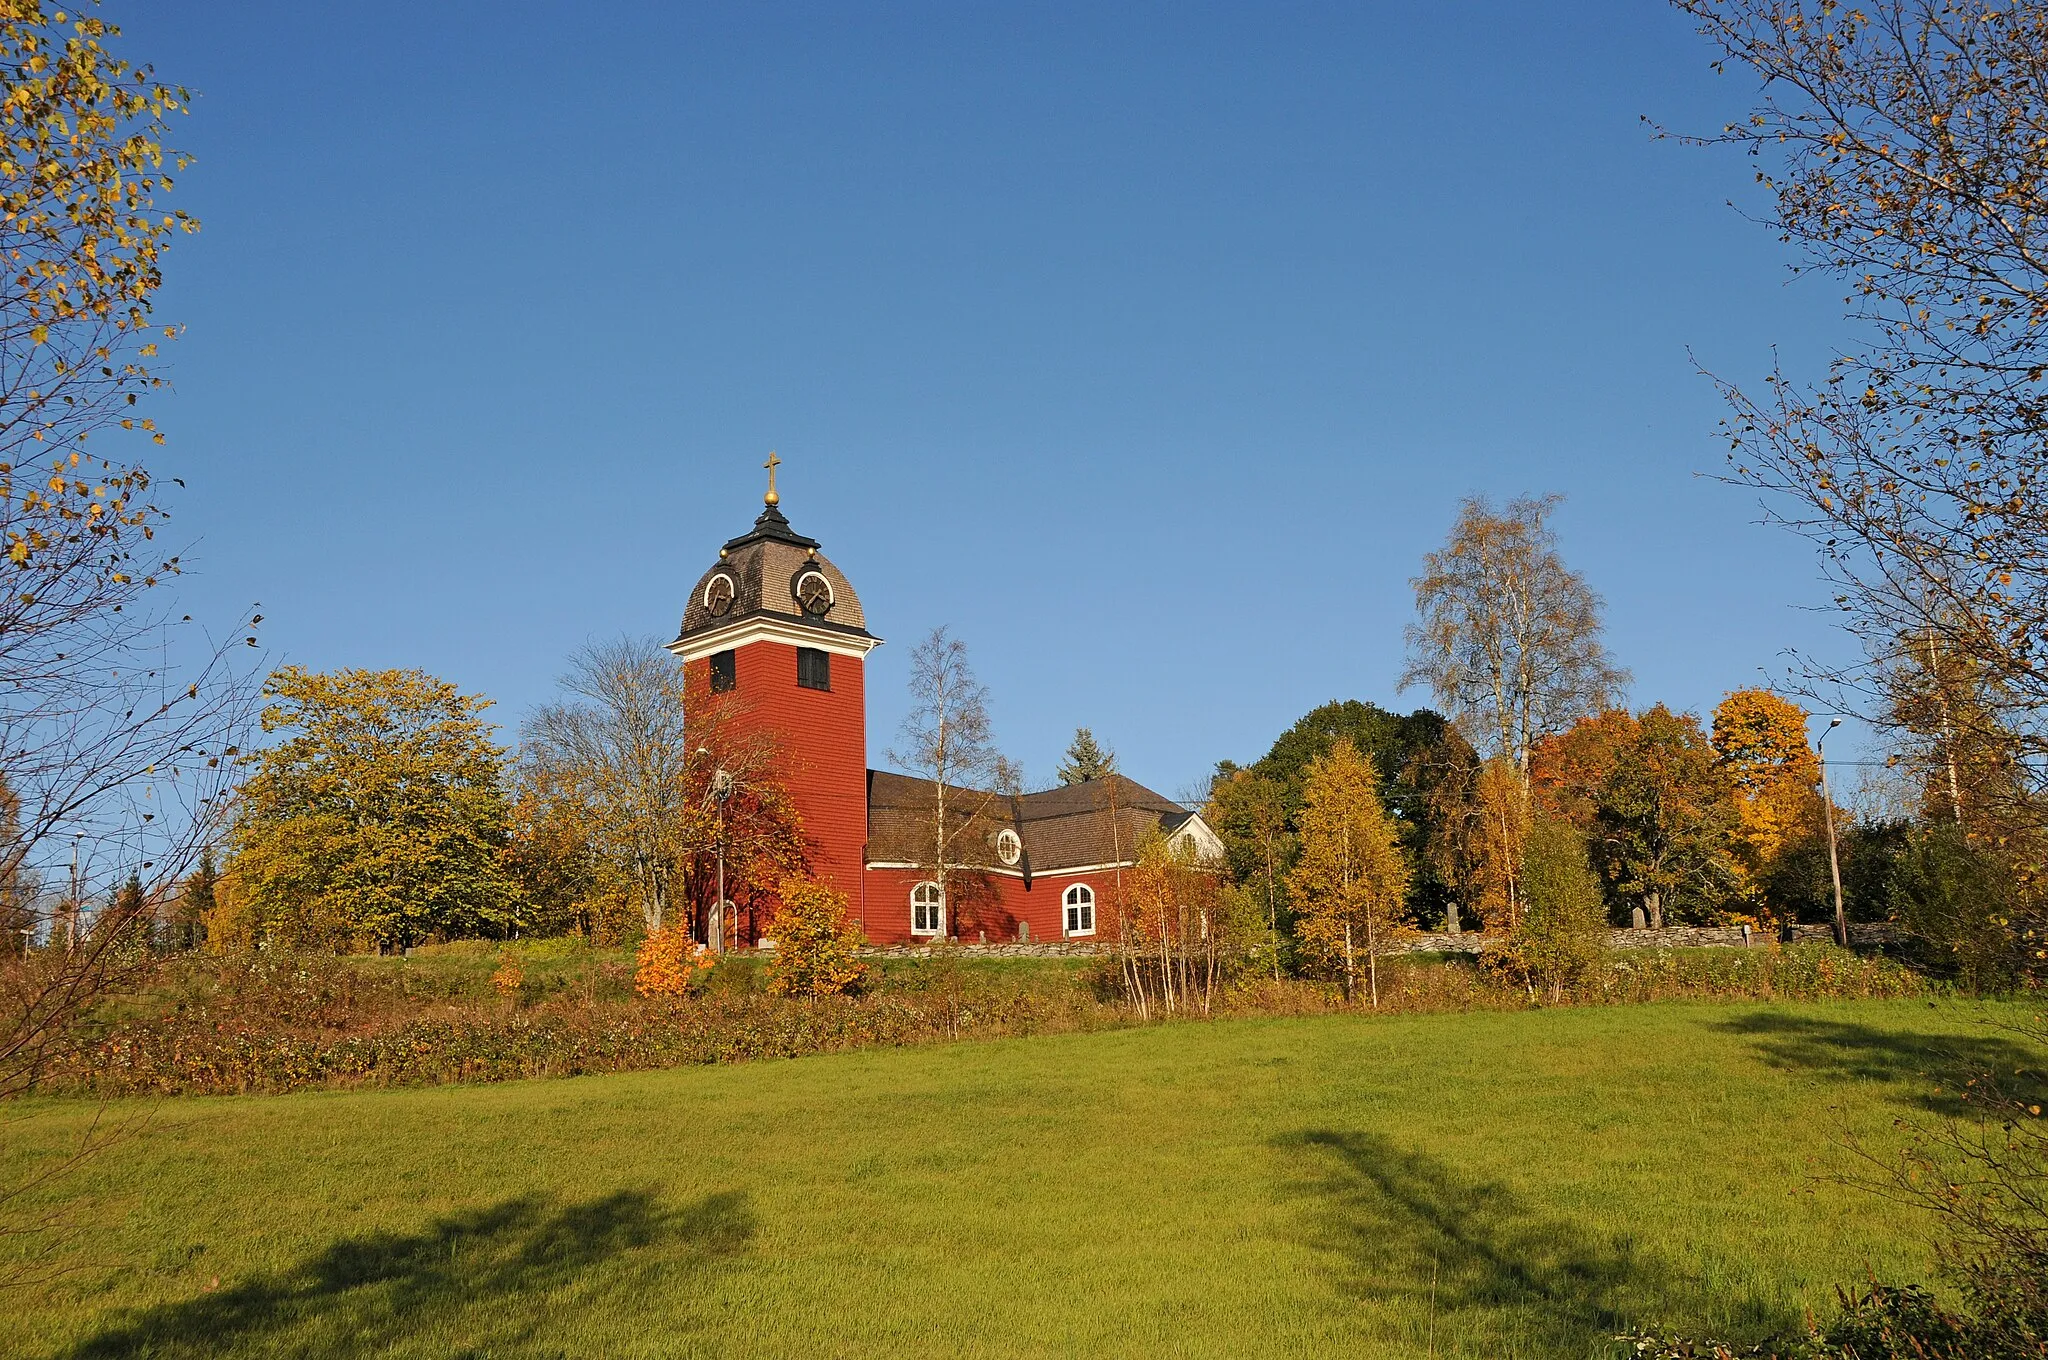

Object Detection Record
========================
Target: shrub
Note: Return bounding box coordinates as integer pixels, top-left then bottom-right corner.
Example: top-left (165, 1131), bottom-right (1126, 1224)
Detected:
top-left (766, 879), bottom-right (870, 999)
top-left (633, 926), bottom-right (715, 998)
top-left (490, 953), bottom-right (525, 999)
top-left (1484, 819), bottom-right (1606, 1001)
top-left (1888, 823), bottom-right (2041, 993)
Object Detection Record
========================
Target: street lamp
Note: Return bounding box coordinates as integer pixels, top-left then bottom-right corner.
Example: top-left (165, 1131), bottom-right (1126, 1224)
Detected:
top-left (1818, 717), bottom-right (1847, 947)
top-left (699, 747), bottom-right (736, 953)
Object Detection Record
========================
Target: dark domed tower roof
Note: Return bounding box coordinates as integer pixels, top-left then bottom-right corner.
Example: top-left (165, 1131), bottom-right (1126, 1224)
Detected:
top-left (672, 494), bottom-right (877, 658)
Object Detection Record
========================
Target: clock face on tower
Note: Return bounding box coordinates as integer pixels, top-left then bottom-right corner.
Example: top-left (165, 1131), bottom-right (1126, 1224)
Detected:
top-left (793, 570), bottom-right (833, 617)
top-left (703, 573), bottom-right (735, 617)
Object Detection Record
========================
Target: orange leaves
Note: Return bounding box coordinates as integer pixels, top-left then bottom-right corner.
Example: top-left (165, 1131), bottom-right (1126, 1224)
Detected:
top-left (1711, 690), bottom-right (1820, 796)
top-left (633, 925), bottom-right (714, 998)
top-left (490, 953), bottom-right (525, 997)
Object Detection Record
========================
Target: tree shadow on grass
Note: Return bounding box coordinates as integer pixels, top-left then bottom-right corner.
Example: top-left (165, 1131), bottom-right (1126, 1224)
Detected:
top-left (58, 1188), bottom-right (754, 1359)
top-left (1711, 1010), bottom-right (2045, 1114)
top-left (1274, 1130), bottom-right (1796, 1357)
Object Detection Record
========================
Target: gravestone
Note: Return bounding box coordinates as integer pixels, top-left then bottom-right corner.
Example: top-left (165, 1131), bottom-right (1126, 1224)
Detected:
top-left (1017, 920), bottom-right (1031, 943)
top-left (1630, 906), bottom-right (1647, 930)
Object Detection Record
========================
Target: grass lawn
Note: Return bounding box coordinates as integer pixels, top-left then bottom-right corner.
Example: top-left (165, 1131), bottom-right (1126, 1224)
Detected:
top-left (2, 998), bottom-right (2029, 1358)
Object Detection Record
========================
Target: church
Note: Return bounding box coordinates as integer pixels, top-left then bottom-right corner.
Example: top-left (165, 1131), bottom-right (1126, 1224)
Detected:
top-left (668, 465), bottom-right (1223, 947)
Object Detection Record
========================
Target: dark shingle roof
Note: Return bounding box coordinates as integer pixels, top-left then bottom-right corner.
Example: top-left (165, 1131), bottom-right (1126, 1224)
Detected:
top-left (866, 769), bottom-right (1190, 874)
top-left (677, 501), bottom-right (871, 644)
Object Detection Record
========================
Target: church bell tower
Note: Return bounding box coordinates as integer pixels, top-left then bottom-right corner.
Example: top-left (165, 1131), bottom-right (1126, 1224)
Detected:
top-left (669, 456), bottom-right (880, 908)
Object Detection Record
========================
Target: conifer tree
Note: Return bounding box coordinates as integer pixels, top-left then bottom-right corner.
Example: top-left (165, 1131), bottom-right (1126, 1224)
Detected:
top-left (1056, 727), bottom-right (1113, 785)
top-left (111, 870), bottom-right (147, 952)
top-left (174, 850), bottom-right (217, 951)
top-left (1286, 738), bottom-right (1411, 1006)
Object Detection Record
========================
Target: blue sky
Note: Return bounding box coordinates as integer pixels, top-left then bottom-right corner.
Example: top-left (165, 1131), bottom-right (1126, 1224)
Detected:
top-left (119, 1), bottom-right (1861, 797)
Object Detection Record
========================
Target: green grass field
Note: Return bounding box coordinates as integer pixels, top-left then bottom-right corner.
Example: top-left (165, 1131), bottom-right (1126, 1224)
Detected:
top-left (3, 998), bottom-right (2028, 1359)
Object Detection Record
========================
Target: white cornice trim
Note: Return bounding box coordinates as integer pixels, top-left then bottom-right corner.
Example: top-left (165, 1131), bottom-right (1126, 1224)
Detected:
top-left (865, 860), bottom-right (1027, 879)
top-left (864, 858), bottom-right (1134, 877)
top-left (668, 615), bottom-right (883, 664)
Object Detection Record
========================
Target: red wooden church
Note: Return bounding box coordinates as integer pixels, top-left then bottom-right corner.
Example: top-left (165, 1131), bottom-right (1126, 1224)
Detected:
top-left (669, 469), bottom-right (1221, 947)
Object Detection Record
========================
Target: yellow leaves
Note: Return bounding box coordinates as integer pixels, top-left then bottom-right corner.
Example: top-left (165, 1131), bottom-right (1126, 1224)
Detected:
top-left (1288, 738), bottom-right (1411, 958)
top-left (764, 879), bottom-right (870, 998)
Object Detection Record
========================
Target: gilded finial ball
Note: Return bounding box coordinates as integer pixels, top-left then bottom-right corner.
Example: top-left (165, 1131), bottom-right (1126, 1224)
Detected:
top-left (764, 489), bottom-right (780, 506)
top-left (718, 547), bottom-right (727, 560)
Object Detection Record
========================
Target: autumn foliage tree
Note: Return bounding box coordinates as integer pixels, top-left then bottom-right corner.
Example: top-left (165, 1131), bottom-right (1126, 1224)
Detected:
top-left (1112, 826), bottom-right (1247, 1017)
top-left (765, 878), bottom-right (869, 998)
top-left (1530, 709), bottom-right (1640, 833)
top-left (220, 668), bottom-right (518, 951)
top-left (633, 923), bottom-right (716, 998)
top-left (514, 637), bottom-right (804, 946)
top-left (1402, 494), bottom-right (1628, 789)
top-left (1210, 700), bottom-right (1472, 933)
top-left (1678, 1), bottom-right (2048, 842)
top-left (1447, 754), bottom-right (1533, 932)
top-left (1487, 817), bottom-right (1607, 1002)
top-left (1711, 689), bottom-right (1824, 904)
top-left (0, 4), bottom-right (255, 1123)
top-left (1596, 707), bottom-right (1743, 928)
top-left (1286, 739), bottom-right (1411, 1006)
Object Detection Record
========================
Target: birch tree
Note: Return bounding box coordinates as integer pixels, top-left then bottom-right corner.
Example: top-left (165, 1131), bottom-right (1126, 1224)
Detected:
top-left (1676, 1), bottom-right (2048, 838)
top-left (1286, 739), bottom-right (1411, 1006)
top-left (0, 3), bottom-right (256, 1117)
top-left (885, 626), bottom-right (1017, 939)
top-left (1401, 495), bottom-right (1627, 789)
top-left (518, 636), bottom-right (797, 939)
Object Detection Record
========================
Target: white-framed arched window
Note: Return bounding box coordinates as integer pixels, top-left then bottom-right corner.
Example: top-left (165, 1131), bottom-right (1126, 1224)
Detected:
top-left (1063, 884), bottom-right (1095, 937)
top-left (911, 881), bottom-right (944, 936)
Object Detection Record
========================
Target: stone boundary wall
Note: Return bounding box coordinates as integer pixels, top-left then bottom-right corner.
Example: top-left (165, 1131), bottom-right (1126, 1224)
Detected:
top-left (855, 923), bottom-right (1902, 960)
top-left (1381, 922), bottom-right (1900, 955)
top-left (858, 942), bottom-right (1100, 959)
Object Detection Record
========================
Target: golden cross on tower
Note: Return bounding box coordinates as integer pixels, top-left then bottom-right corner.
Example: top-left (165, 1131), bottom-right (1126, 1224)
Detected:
top-left (763, 450), bottom-right (781, 507)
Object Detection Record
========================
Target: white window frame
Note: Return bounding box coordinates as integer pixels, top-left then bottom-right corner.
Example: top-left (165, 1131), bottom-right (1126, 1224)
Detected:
top-left (910, 881), bottom-right (944, 937)
top-left (1063, 883), bottom-right (1095, 938)
top-left (994, 828), bottom-right (1022, 867)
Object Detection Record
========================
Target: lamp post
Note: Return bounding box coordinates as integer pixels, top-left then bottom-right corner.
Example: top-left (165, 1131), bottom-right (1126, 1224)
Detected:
top-left (1818, 717), bottom-right (1847, 947)
top-left (700, 747), bottom-right (735, 953)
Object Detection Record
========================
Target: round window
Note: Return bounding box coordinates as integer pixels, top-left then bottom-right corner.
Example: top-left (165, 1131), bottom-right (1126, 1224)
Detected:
top-left (995, 829), bottom-right (1022, 867)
